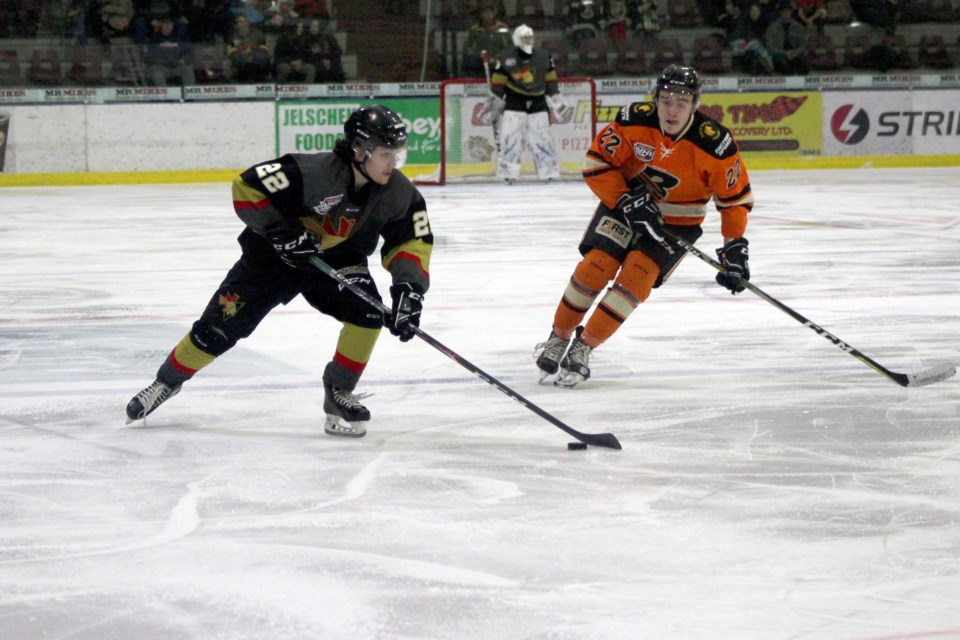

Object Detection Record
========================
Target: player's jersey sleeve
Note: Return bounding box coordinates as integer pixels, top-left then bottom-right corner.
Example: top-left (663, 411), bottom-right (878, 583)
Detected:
top-left (380, 183), bottom-right (433, 293)
top-left (232, 154), bottom-right (306, 234)
top-left (582, 103), bottom-right (654, 209)
top-left (695, 126), bottom-right (753, 239)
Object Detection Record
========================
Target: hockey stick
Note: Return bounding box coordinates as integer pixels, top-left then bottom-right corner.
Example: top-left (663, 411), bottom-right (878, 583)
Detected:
top-left (480, 50), bottom-right (501, 155)
top-left (662, 229), bottom-right (956, 388)
top-left (309, 256), bottom-right (622, 449)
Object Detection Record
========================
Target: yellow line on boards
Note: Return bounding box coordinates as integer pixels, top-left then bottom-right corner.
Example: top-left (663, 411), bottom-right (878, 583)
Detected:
top-left (1, 157), bottom-right (959, 188)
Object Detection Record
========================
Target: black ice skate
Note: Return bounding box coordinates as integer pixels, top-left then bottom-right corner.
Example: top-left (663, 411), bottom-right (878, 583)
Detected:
top-left (533, 330), bottom-right (571, 383)
top-left (555, 327), bottom-right (592, 388)
top-left (126, 379), bottom-right (181, 424)
top-left (323, 382), bottom-right (370, 437)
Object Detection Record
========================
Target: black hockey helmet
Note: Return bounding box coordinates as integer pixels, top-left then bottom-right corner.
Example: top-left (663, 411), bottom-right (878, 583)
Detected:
top-left (654, 64), bottom-right (701, 104)
top-left (344, 105), bottom-right (408, 158)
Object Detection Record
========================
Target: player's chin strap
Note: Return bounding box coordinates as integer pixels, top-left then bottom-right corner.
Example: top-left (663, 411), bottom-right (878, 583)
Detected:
top-left (308, 255), bottom-right (622, 450)
top-left (353, 157), bottom-right (373, 183)
top-left (661, 228), bottom-right (956, 388)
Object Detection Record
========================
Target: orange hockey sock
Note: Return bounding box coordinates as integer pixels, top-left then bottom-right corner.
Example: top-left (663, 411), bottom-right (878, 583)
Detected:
top-left (583, 250), bottom-right (659, 348)
top-left (553, 249), bottom-right (620, 339)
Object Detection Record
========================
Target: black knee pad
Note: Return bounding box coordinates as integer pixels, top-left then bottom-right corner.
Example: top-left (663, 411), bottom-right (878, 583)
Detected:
top-left (189, 319), bottom-right (236, 357)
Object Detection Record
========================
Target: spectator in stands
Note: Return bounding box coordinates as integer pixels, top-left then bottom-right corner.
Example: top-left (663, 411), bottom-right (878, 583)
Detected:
top-left (228, 13), bottom-right (272, 82)
top-left (307, 17), bottom-right (345, 82)
top-left (730, 3), bottom-right (776, 74)
top-left (274, 20), bottom-right (316, 83)
top-left (765, 1), bottom-right (809, 74)
top-left (181, 0), bottom-right (233, 43)
top-left (14, 0), bottom-right (43, 37)
top-left (229, 0), bottom-right (265, 25)
top-left (67, 0), bottom-right (96, 44)
top-left (715, 1), bottom-right (741, 44)
top-left (561, 0), bottom-right (605, 45)
top-left (462, 2), bottom-right (511, 78)
top-left (796, 0), bottom-right (827, 34)
top-left (262, 0), bottom-right (300, 33)
top-left (627, 0), bottom-right (661, 41)
top-left (605, 0), bottom-right (632, 41)
top-left (755, 0), bottom-right (780, 25)
top-left (850, 0), bottom-right (901, 36)
top-left (140, 12), bottom-right (196, 86)
top-left (823, 0), bottom-right (853, 24)
top-left (99, 0), bottom-right (136, 43)
top-left (294, 0), bottom-right (330, 20)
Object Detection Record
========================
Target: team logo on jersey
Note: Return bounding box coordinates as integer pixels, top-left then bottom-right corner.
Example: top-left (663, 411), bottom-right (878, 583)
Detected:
top-left (321, 213), bottom-right (356, 239)
top-left (596, 215), bottom-right (631, 249)
top-left (632, 143), bottom-right (655, 161)
top-left (312, 194), bottom-right (344, 216)
top-left (698, 121), bottom-right (721, 140)
top-left (218, 292), bottom-right (245, 320)
top-left (830, 104), bottom-right (870, 145)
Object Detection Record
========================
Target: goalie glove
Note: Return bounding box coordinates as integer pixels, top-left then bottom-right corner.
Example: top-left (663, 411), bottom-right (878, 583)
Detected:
top-left (546, 94), bottom-right (572, 121)
top-left (478, 93), bottom-right (505, 125)
top-left (715, 237), bottom-right (750, 294)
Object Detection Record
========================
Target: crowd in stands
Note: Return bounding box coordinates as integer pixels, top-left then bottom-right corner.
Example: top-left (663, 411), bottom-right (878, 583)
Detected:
top-left (455, 0), bottom-right (956, 79)
top-left (1, 0), bottom-right (958, 88)
top-left (0, 0), bottom-right (345, 86)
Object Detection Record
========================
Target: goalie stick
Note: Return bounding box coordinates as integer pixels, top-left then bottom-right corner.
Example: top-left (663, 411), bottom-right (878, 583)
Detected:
top-left (309, 256), bottom-right (622, 450)
top-left (480, 50), bottom-right (501, 155)
top-left (662, 229), bottom-right (956, 388)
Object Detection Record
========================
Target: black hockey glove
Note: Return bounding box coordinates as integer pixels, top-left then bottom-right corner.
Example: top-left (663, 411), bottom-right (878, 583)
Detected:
top-left (617, 187), bottom-right (666, 246)
top-left (266, 225), bottom-right (319, 270)
top-left (386, 283), bottom-right (424, 342)
top-left (715, 237), bottom-right (750, 294)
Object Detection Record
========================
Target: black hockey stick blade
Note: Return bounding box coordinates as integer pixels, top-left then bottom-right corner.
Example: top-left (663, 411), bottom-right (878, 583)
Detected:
top-left (662, 229), bottom-right (957, 389)
top-left (309, 256), bottom-right (622, 449)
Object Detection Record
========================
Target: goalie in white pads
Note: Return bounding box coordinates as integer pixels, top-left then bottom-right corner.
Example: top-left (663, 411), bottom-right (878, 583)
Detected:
top-left (490, 24), bottom-right (571, 183)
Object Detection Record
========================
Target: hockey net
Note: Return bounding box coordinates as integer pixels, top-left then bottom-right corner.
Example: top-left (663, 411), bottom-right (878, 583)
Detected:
top-left (436, 77), bottom-right (597, 185)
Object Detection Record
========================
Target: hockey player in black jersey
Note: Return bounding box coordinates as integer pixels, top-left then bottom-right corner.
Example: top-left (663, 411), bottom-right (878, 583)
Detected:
top-left (126, 105), bottom-right (433, 437)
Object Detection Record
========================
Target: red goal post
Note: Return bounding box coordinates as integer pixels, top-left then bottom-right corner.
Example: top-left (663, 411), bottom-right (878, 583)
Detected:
top-left (435, 77), bottom-right (597, 185)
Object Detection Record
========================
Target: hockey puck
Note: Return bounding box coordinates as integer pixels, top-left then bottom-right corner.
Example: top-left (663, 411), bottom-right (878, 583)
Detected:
top-left (567, 442), bottom-right (588, 450)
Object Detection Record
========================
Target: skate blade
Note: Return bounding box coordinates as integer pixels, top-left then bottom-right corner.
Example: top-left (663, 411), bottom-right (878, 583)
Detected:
top-left (554, 371), bottom-right (587, 388)
top-left (324, 415), bottom-right (368, 438)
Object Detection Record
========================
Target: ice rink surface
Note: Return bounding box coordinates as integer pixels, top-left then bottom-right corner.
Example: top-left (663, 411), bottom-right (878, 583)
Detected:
top-left (1, 167), bottom-right (959, 639)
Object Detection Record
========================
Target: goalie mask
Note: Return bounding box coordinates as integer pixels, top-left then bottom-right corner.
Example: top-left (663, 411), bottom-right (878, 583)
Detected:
top-left (512, 24), bottom-right (534, 54)
top-left (344, 105), bottom-right (408, 164)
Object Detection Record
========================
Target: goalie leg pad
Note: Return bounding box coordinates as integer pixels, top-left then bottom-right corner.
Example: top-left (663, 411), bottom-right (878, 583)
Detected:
top-left (496, 110), bottom-right (526, 180)
top-left (527, 111), bottom-right (560, 180)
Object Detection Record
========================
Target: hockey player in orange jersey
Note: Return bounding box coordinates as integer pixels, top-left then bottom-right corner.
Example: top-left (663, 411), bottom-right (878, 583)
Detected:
top-left (535, 64), bottom-right (755, 387)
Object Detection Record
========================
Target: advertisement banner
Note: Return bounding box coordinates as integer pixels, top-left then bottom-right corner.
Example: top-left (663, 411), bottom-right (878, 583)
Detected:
top-left (275, 98), bottom-right (440, 168)
top-left (592, 92), bottom-right (822, 155)
top-left (698, 92), bottom-right (822, 154)
top-left (822, 91), bottom-right (960, 156)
